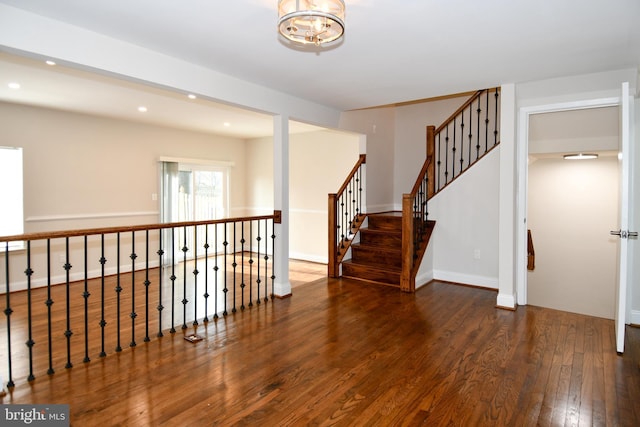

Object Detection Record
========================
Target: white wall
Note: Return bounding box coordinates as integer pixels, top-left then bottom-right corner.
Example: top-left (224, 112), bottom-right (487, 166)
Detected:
top-left (339, 107), bottom-right (395, 212)
top-left (245, 129), bottom-right (360, 263)
top-left (428, 148), bottom-right (500, 288)
top-left (393, 95), bottom-right (470, 207)
top-left (527, 156), bottom-right (619, 319)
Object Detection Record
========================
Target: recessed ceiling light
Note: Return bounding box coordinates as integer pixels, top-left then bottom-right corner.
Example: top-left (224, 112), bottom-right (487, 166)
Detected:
top-left (45, 60), bottom-right (56, 66)
top-left (138, 106), bottom-right (148, 113)
top-left (8, 82), bottom-right (20, 90)
top-left (223, 122), bottom-right (231, 127)
top-left (563, 153), bottom-right (598, 160)
top-left (187, 94), bottom-right (197, 99)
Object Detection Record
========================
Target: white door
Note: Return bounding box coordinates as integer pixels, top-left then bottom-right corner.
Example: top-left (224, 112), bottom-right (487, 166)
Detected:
top-left (612, 82), bottom-right (635, 354)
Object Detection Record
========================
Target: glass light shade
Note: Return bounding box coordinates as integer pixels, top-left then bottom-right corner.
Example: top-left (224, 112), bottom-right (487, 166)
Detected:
top-left (563, 153), bottom-right (598, 160)
top-left (278, 0), bottom-right (345, 46)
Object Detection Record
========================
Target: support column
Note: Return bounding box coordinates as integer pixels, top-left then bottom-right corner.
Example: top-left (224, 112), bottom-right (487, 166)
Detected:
top-left (497, 83), bottom-right (517, 309)
top-left (273, 115), bottom-right (292, 297)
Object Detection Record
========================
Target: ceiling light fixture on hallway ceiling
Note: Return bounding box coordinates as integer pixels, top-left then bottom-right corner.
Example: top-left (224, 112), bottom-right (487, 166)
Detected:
top-left (278, 0), bottom-right (345, 46)
top-left (563, 153), bottom-right (598, 160)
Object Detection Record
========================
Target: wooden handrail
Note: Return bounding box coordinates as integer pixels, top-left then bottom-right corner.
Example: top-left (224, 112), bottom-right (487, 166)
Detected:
top-left (0, 212), bottom-right (280, 243)
top-left (435, 90), bottom-right (484, 134)
top-left (336, 154), bottom-right (366, 196)
top-left (527, 229), bottom-right (535, 271)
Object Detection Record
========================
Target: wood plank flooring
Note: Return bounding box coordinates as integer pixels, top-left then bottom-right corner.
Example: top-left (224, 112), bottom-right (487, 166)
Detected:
top-left (1, 261), bottom-right (640, 426)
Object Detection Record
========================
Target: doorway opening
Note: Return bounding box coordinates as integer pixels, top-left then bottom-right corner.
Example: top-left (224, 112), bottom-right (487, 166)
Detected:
top-left (525, 106), bottom-right (619, 318)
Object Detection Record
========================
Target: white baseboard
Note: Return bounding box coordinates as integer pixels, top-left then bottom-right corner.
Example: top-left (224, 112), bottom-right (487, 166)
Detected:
top-left (289, 252), bottom-right (327, 264)
top-left (415, 270), bottom-right (434, 290)
top-left (496, 293), bottom-right (517, 309)
top-left (631, 309), bottom-right (640, 325)
top-left (1, 260), bottom-right (160, 294)
top-left (433, 270), bottom-right (498, 289)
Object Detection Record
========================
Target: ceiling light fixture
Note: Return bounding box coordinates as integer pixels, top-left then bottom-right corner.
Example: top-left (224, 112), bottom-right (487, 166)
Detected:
top-left (278, 0), bottom-right (345, 46)
top-left (138, 106), bottom-right (148, 113)
top-left (187, 94), bottom-right (196, 99)
top-left (8, 82), bottom-right (20, 90)
top-left (563, 153), bottom-right (598, 160)
top-left (45, 60), bottom-right (56, 66)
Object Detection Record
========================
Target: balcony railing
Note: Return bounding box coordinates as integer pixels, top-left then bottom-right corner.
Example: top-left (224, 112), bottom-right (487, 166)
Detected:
top-left (0, 213), bottom-right (279, 387)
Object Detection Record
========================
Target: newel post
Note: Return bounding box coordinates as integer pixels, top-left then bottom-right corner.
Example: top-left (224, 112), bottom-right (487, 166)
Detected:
top-left (328, 193), bottom-right (339, 277)
top-left (401, 194), bottom-right (415, 292)
top-left (426, 125), bottom-right (436, 198)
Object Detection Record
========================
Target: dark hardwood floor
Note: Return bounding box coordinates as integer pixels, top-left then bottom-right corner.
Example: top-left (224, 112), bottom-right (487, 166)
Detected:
top-left (1, 261), bottom-right (639, 426)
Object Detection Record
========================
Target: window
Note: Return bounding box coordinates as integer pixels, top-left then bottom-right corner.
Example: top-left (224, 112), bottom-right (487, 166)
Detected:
top-left (0, 146), bottom-right (24, 250)
top-left (160, 159), bottom-right (230, 259)
top-left (178, 165), bottom-right (227, 222)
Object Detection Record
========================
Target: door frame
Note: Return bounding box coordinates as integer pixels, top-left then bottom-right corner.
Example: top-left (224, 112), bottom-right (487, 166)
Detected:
top-left (516, 96), bottom-right (621, 306)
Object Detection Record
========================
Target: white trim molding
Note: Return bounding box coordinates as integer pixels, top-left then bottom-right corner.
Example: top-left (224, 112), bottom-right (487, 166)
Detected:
top-left (26, 211), bottom-right (159, 222)
top-left (433, 270), bottom-right (498, 289)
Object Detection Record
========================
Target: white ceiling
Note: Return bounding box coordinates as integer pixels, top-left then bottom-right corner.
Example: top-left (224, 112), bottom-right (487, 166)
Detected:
top-left (0, 0), bottom-right (639, 137)
top-left (0, 52), bottom-right (322, 139)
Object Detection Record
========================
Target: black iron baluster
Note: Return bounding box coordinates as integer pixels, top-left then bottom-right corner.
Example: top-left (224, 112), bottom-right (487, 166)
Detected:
top-left (203, 225), bottom-right (209, 322)
top-left (271, 219), bottom-right (276, 297)
top-left (437, 133), bottom-right (442, 191)
top-left (485, 90), bottom-right (490, 152)
top-left (357, 166), bottom-right (362, 217)
top-left (130, 231), bottom-right (137, 347)
top-left (468, 103), bottom-right (473, 167)
top-left (232, 222), bottom-right (237, 313)
top-left (193, 226), bottom-right (199, 325)
top-left (223, 223), bottom-right (229, 315)
top-left (99, 234), bottom-right (107, 357)
top-left (348, 178), bottom-right (353, 233)
top-left (452, 117), bottom-right (457, 179)
top-left (25, 241), bottom-right (35, 381)
top-left (256, 221), bottom-right (261, 305)
top-left (115, 233), bottom-right (122, 352)
top-left (263, 218), bottom-right (269, 302)
top-left (170, 228), bottom-right (176, 333)
top-left (157, 229), bottom-right (164, 337)
top-left (181, 226), bottom-right (188, 329)
top-left (248, 221), bottom-right (254, 308)
top-left (240, 222), bottom-right (246, 311)
top-left (83, 236), bottom-right (90, 363)
top-left (476, 96), bottom-right (482, 160)
top-left (144, 230), bottom-right (151, 342)
top-left (444, 126), bottom-right (450, 184)
top-left (46, 239), bottom-right (55, 373)
top-left (213, 224), bottom-right (219, 319)
top-left (459, 111), bottom-right (465, 173)
top-left (64, 237), bottom-right (73, 368)
top-left (494, 88), bottom-right (499, 146)
top-left (4, 242), bottom-right (14, 387)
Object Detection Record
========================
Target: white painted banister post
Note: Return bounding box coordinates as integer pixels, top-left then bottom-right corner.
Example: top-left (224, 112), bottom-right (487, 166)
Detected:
top-left (273, 115), bottom-right (292, 297)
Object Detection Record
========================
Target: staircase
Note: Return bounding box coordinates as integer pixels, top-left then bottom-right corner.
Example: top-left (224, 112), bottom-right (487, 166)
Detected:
top-left (329, 88), bottom-right (499, 292)
top-left (342, 212), bottom-right (435, 287)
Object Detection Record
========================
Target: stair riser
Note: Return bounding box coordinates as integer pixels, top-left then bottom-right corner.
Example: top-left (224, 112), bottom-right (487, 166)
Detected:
top-left (342, 263), bottom-right (400, 285)
top-left (351, 247), bottom-right (401, 269)
top-left (367, 215), bottom-right (402, 231)
top-left (360, 231), bottom-right (401, 247)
